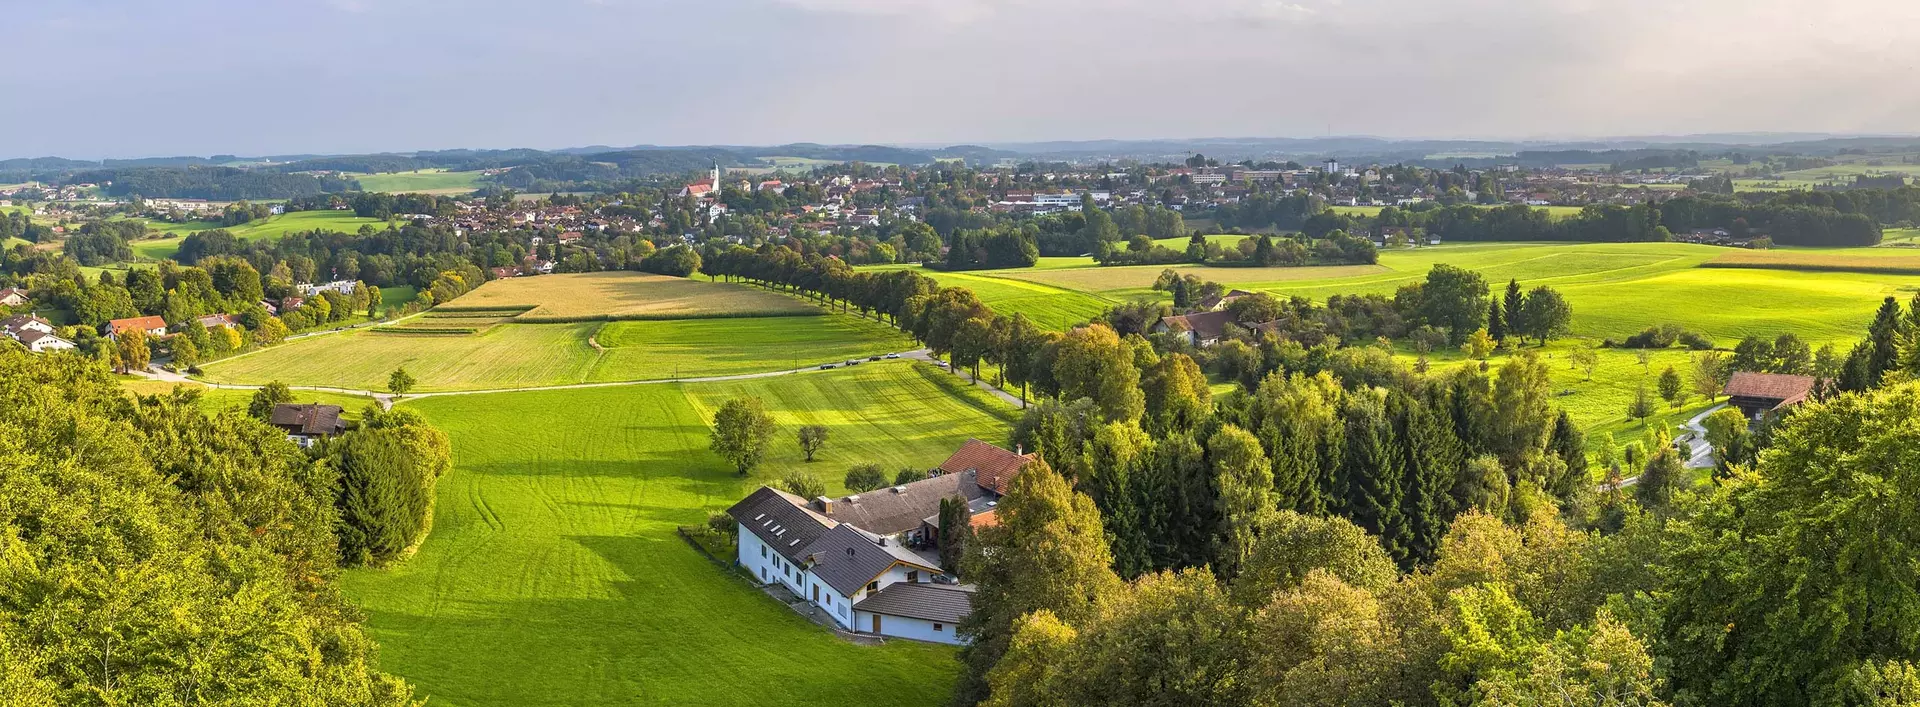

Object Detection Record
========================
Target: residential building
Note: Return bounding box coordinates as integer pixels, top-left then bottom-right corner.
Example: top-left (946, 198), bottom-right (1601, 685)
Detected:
top-left (268, 403), bottom-right (347, 448)
top-left (1152, 310), bottom-right (1239, 347)
top-left (106, 315), bottom-right (169, 340)
top-left (2, 314), bottom-right (73, 353)
top-left (724, 438), bottom-right (1033, 644)
top-left (194, 313), bottom-right (240, 330)
top-left (1723, 372), bottom-right (1817, 424)
top-left (0, 287), bottom-right (27, 307)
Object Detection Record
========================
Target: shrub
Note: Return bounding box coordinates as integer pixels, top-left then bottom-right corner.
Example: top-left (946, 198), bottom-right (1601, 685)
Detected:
top-left (1678, 331), bottom-right (1716, 350)
top-left (844, 463), bottom-right (888, 492)
top-left (329, 415), bottom-right (452, 566)
top-left (1623, 323), bottom-right (1687, 349)
top-left (778, 470), bottom-right (825, 500)
top-left (894, 467), bottom-right (930, 485)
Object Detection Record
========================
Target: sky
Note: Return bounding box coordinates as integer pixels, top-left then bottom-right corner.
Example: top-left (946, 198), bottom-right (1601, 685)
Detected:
top-left (4, 0), bottom-right (1919, 159)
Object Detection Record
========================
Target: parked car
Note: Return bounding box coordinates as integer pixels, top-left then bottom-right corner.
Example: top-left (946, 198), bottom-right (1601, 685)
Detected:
top-left (845, 359), bottom-right (861, 366)
top-left (884, 353), bottom-right (901, 360)
top-left (819, 363), bottom-right (838, 370)
top-left (868, 355), bottom-right (883, 361)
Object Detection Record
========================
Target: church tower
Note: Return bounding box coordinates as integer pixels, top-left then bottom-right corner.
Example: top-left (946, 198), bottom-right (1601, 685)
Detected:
top-left (710, 160), bottom-right (720, 192)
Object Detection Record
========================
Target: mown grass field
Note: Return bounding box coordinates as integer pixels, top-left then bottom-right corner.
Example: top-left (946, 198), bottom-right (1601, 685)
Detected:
top-left (197, 312), bottom-right (915, 392)
top-left (591, 315), bottom-right (914, 382)
top-left (340, 363), bottom-right (1004, 706)
top-left (1328, 204), bottom-right (1585, 220)
top-left (460, 272), bottom-right (821, 320)
top-left (351, 169), bottom-right (487, 195)
top-left (859, 266), bottom-right (1114, 331)
top-left (131, 211), bottom-right (395, 260)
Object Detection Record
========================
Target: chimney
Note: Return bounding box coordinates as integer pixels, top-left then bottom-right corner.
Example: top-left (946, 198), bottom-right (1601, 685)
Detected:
top-left (814, 496), bottom-right (833, 514)
top-left (1016, 443), bottom-right (1023, 455)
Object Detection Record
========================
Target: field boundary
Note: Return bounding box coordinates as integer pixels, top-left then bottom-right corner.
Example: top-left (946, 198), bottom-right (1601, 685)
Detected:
top-left (1698, 260), bottom-right (1920, 276)
top-left (513, 309), bottom-right (826, 324)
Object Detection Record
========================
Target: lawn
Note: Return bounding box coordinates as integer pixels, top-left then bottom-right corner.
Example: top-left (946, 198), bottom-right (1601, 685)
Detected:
top-left (131, 211), bottom-right (396, 260)
top-left (459, 272), bottom-right (822, 320)
top-left (118, 377), bottom-right (379, 418)
top-left (590, 315), bottom-right (915, 382)
top-left (340, 363), bottom-right (1004, 706)
top-left (860, 266), bottom-right (1115, 331)
top-left (351, 169), bottom-right (487, 195)
top-left (196, 313), bottom-right (918, 392)
top-left (1705, 248), bottom-right (1920, 274)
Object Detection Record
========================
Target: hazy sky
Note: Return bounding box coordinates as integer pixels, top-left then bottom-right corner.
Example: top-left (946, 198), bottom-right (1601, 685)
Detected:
top-left (5, 0), bottom-right (1919, 158)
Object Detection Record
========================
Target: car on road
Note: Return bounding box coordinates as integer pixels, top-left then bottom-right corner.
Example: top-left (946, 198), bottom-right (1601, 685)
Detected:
top-left (868, 355), bottom-right (883, 361)
top-left (819, 363), bottom-right (838, 369)
top-left (845, 359), bottom-right (860, 366)
top-left (884, 353), bottom-right (901, 359)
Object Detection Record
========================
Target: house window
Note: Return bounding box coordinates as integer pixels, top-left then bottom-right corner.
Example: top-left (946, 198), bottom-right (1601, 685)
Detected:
top-left (934, 623), bottom-right (944, 632)
top-left (907, 570), bottom-right (919, 583)
top-left (867, 581), bottom-right (879, 593)
top-left (760, 545), bottom-right (766, 558)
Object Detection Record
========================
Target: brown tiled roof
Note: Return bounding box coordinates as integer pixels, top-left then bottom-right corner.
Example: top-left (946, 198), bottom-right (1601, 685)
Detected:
top-left (938, 439), bottom-right (1032, 496)
top-left (1723, 371), bottom-right (1816, 409)
top-left (268, 403), bottom-right (346, 436)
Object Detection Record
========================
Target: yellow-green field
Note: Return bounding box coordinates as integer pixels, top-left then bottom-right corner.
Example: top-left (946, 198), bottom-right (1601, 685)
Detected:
top-left (458, 271), bottom-right (822, 320)
top-left (131, 211), bottom-right (396, 260)
top-left (196, 313), bottom-right (915, 392)
top-left (1328, 204), bottom-right (1584, 220)
top-left (351, 169), bottom-right (487, 195)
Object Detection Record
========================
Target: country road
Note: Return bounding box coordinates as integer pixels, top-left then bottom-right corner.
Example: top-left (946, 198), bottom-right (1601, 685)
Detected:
top-left (1609, 402), bottom-right (1727, 489)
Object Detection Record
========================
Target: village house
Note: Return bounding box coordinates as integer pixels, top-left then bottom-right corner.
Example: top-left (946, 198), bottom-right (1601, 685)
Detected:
top-left (1195, 289), bottom-right (1256, 312)
top-left (1152, 310), bottom-right (1239, 347)
top-left (194, 313), bottom-right (240, 330)
top-left (106, 315), bottom-right (169, 341)
top-left (268, 403), bottom-right (347, 448)
top-left (2, 314), bottom-right (74, 353)
top-left (724, 439), bottom-right (1033, 644)
top-left (0, 287), bottom-right (28, 307)
top-left (1723, 371), bottom-right (1818, 424)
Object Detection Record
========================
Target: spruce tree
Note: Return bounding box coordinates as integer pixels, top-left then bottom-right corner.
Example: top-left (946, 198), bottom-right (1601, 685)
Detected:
top-left (1396, 389), bottom-right (1463, 565)
top-left (1865, 296), bottom-right (1904, 387)
top-left (1487, 297), bottom-right (1506, 343)
top-left (1546, 410), bottom-right (1588, 501)
top-left (1338, 394), bottom-right (1408, 566)
top-left (1503, 278), bottom-right (1527, 341)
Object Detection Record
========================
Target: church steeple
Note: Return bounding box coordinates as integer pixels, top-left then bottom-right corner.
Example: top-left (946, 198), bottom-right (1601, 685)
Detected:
top-left (711, 160), bottom-right (720, 192)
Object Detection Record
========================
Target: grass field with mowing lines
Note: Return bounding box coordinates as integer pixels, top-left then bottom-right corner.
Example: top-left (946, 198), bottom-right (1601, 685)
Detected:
top-left (861, 266), bottom-right (1114, 330)
top-left (198, 311), bottom-right (917, 391)
top-left (590, 315), bottom-right (913, 382)
top-left (200, 323), bottom-right (602, 391)
top-left (352, 169), bottom-right (486, 195)
top-left (462, 271), bottom-right (820, 319)
top-left (132, 211), bottom-right (395, 260)
top-left (340, 363), bottom-right (1001, 706)
top-left (1704, 248), bottom-right (1920, 274)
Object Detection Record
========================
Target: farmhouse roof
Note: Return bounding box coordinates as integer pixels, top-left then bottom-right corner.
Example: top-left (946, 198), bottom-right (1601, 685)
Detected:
top-left (727, 486), bottom-right (837, 564)
top-left (268, 403), bottom-right (346, 437)
top-left (937, 439), bottom-right (1033, 496)
top-left (826, 472), bottom-right (995, 537)
top-left (1723, 371), bottom-right (1816, 410)
top-left (852, 582), bottom-right (975, 625)
top-left (107, 315), bottom-right (168, 335)
top-left (2, 314), bottom-right (51, 332)
top-left (799, 524), bottom-right (941, 597)
top-left (1156, 310), bottom-right (1237, 342)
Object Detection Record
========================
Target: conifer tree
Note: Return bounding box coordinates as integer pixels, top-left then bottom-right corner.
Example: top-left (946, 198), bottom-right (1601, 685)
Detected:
top-left (1339, 393), bottom-right (1408, 565)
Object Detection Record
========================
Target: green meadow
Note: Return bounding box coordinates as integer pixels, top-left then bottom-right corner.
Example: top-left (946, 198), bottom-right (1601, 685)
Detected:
top-left (351, 169), bottom-right (487, 195)
top-left (197, 313), bottom-right (915, 392)
top-left (339, 362), bottom-right (1007, 706)
top-left (131, 210), bottom-right (396, 260)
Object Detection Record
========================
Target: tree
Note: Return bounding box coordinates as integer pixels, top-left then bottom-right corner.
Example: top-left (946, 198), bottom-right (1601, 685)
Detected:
top-left (1488, 297), bottom-right (1507, 343)
top-left (778, 469), bottom-right (825, 500)
top-left (116, 329), bottom-right (151, 373)
top-left (1632, 427), bottom-right (1686, 512)
top-left (937, 494), bottom-right (973, 572)
top-left (894, 467), bottom-right (930, 485)
top-left (1051, 323), bottom-right (1144, 423)
top-left (170, 335), bottom-right (200, 370)
top-left (1210, 424), bottom-right (1274, 578)
top-left (958, 458), bottom-right (1122, 704)
top-left (1519, 286), bottom-right (1572, 344)
top-left (844, 462), bottom-right (887, 492)
top-left (1701, 406), bottom-right (1755, 480)
top-left (1570, 345), bottom-right (1599, 381)
top-left (330, 411), bottom-right (452, 565)
top-left (796, 424), bottom-right (829, 462)
top-left (1658, 365), bottom-right (1683, 408)
top-left (248, 380), bottom-right (294, 419)
top-left (1663, 383), bottom-right (1920, 703)
top-left (387, 366), bottom-right (416, 395)
top-left (1503, 278), bottom-right (1527, 342)
top-left (1690, 350), bottom-right (1730, 402)
top-left (1627, 384), bottom-right (1655, 423)
top-left (1420, 264), bottom-right (1490, 344)
top-left (1454, 455), bottom-right (1511, 517)
top-left (1140, 353), bottom-right (1211, 433)
top-left (709, 396), bottom-right (777, 476)
top-left (1461, 327), bottom-right (1495, 360)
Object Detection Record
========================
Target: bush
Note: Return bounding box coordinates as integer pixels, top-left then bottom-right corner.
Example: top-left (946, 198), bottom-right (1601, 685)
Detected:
top-left (1678, 331), bottom-right (1716, 350)
top-left (706, 511), bottom-right (735, 536)
top-left (1623, 323), bottom-right (1687, 349)
top-left (845, 463), bottom-right (889, 492)
top-left (778, 469), bottom-right (826, 500)
top-left (895, 467), bottom-right (931, 485)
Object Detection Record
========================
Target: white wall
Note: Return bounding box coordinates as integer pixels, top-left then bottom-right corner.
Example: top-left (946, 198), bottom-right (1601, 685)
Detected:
top-left (736, 522), bottom-right (806, 596)
top-left (853, 611), bottom-right (965, 645)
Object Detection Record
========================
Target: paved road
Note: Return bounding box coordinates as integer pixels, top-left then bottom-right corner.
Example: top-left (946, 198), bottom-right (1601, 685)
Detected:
top-left (1608, 402), bottom-right (1728, 489)
top-left (132, 347), bottom-right (999, 409)
top-left (901, 350), bottom-right (1026, 408)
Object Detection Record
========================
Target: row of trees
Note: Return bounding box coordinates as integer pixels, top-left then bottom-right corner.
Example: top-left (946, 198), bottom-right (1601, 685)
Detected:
top-left (957, 369), bottom-right (1920, 705)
